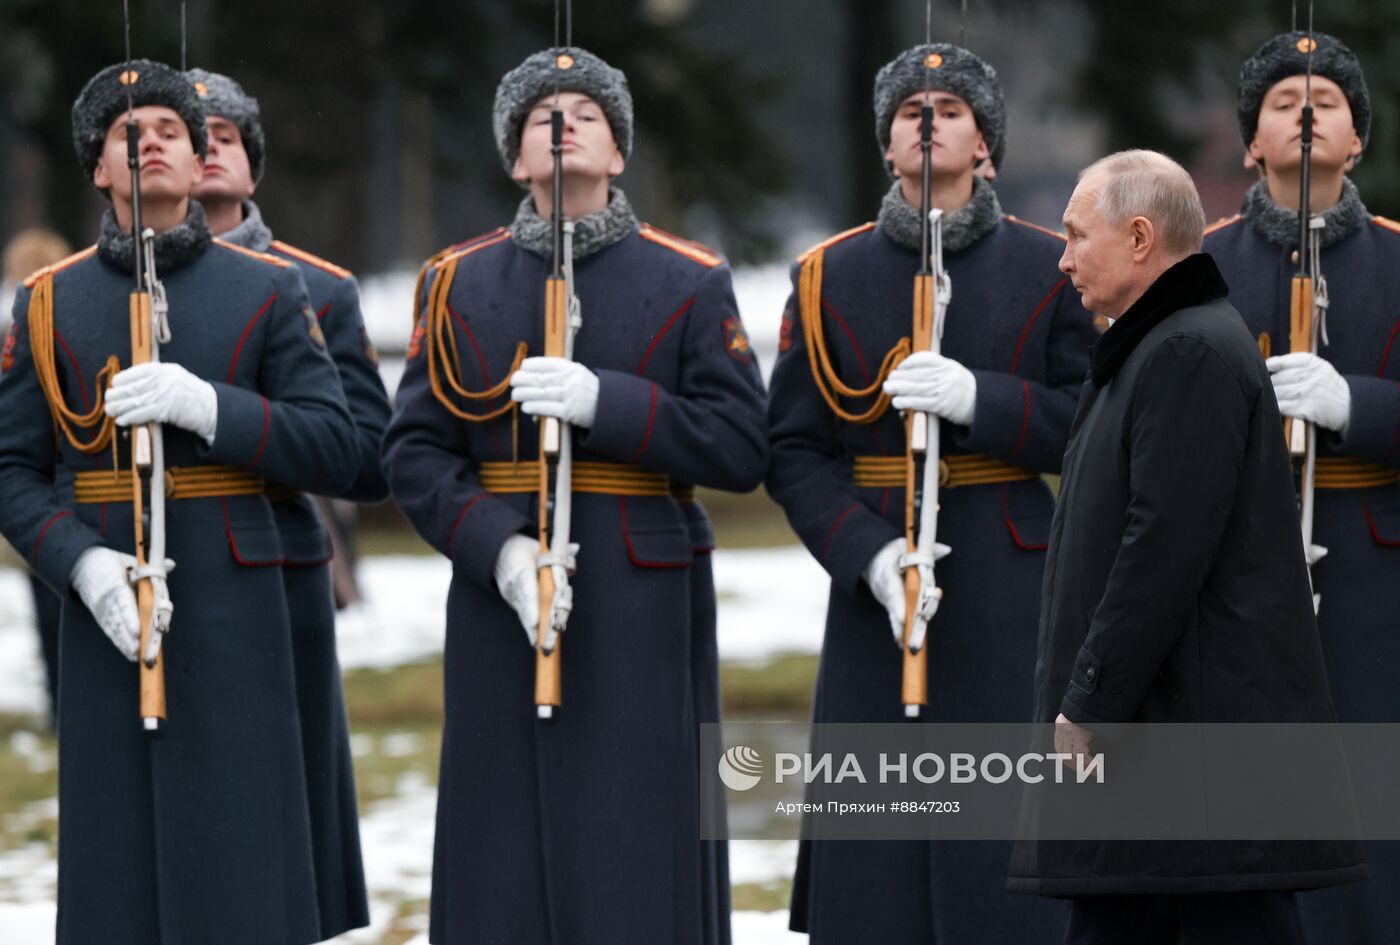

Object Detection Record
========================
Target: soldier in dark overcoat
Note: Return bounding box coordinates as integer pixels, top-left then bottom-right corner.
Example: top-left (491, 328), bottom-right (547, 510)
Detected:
top-left (381, 47), bottom-right (767, 945)
top-left (188, 67), bottom-right (386, 940)
top-left (1203, 31), bottom-right (1400, 943)
top-left (766, 42), bottom-right (1096, 944)
top-left (0, 60), bottom-right (357, 945)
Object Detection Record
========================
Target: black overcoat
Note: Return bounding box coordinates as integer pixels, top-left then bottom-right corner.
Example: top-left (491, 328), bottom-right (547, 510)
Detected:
top-left (1007, 253), bottom-right (1366, 896)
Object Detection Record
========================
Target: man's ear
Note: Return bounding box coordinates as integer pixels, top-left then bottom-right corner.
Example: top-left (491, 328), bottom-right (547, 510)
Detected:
top-left (191, 153), bottom-right (205, 186)
top-left (973, 133), bottom-right (989, 164)
top-left (1247, 135), bottom-right (1265, 166)
top-left (93, 157), bottom-right (111, 191)
top-left (1347, 131), bottom-right (1363, 162)
top-left (511, 152), bottom-right (530, 184)
top-left (607, 146), bottom-right (624, 179)
top-left (1129, 216), bottom-right (1156, 261)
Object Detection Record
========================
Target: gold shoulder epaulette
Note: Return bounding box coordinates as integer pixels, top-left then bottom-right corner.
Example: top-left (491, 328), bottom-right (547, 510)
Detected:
top-left (213, 238), bottom-right (294, 268)
top-left (268, 240), bottom-right (353, 279)
top-left (1205, 214), bottom-right (1243, 236)
top-left (1372, 216), bottom-right (1400, 236)
top-left (639, 223), bottom-right (724, 268)
top-left (796, 223), bottom-right (876, 265)
top-left (22, 245), bottom-right (98, 289)
top-left (432, 228), bottom-right (512, 270)
top-left (1005, 215), bottom-right (1067, 241)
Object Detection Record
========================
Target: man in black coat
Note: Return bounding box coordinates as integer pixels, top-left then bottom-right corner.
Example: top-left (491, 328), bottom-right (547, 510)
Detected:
top-left (1007, 150), bottom-right (1364, 943)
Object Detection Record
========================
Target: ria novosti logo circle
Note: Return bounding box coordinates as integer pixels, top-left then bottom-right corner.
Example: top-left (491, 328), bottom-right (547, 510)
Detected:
top-left (718, 746), bottom-right (764, 791)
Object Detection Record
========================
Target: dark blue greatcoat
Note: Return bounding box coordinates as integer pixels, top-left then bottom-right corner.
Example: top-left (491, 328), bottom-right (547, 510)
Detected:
top-left (382, 224), bottom-right (767, 945)
top-left (0, 236), bottom-right (357, 945)
top-left (681, 498), bottom-right (732, 945)
top-left (263, 238), bottom-right (387, 940)
top-left (767, 216), bottom-right (1097, 944)
top-left (1206, 208), bottom-right (1400, 942)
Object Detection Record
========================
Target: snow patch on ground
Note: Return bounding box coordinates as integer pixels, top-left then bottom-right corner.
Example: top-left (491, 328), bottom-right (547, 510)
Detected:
top-left (334, 546), bottom-right (826, 674)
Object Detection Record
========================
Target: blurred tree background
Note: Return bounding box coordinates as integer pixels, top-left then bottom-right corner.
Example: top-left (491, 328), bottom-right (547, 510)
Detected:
top-left (1, 0), bottom-right (1397, 271)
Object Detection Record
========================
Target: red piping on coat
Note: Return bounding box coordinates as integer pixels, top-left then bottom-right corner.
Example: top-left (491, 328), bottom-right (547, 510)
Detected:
top-left (820, 502), bottom-right (861, 561)
top-left (629, 383), bottom-right (659, 463)
top-left (1010, 279), bottom-right (1067, 374)
top-left (618, 496), bottom-right (691, 569)
top-left (638, 298), bottom-right (696, 376)
top-left (31, 510), bottom-right (72, 565)
top-left (447, 495), bottom-right (487, 552)
top-left (1001, 483), bottom-right (1048, 551)
top-left (228, 294), bottom-right (279, 382)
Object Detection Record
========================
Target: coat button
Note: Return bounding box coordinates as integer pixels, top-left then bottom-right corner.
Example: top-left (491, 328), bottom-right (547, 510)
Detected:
top-left (1085, 667), bottom-right (1097, 680)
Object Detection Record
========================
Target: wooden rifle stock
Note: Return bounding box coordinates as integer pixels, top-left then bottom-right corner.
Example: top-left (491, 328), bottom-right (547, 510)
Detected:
top-left (901, 273), bottom-right (934, 711)
top-left (130, 290), bottom-right (166, 727)
top-left (1286, 274), bottom-right (1314, 456)
top-left (534, 275), bottom-right (567, 715)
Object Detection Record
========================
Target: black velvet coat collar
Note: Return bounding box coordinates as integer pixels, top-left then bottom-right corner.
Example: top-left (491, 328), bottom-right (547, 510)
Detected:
top-left (1089, 253), bottom-right (1230, 388)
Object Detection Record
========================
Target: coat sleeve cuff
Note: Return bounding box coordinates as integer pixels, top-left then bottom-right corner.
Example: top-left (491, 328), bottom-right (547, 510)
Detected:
top-left (31, 511), bottom-right (103, 598)
top-left (579, 370), bottom-right (658, 463)
top-left (953, 370), bottom-right (1030, 459)
top-left (1330, 375), bottom-right (1400, 466)
top-left (1058, 645), bottom-right (1133, 729)
top-left (447, 495), bottom-right (533, 590)
top-left (823, 504), bottom-right (902, 595)
top-left (199, 383), bottom-right (272, 469)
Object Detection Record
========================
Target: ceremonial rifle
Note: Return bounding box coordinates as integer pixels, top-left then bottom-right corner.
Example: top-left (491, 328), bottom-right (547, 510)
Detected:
top-left (898, 5), bottom-right (952, 719)
top-left (1286, 5), bottom-right (1329, 610)
top-left (122, 0), bottom-right (175, 732)
top-left (534, 7), bottom-right (584, 719)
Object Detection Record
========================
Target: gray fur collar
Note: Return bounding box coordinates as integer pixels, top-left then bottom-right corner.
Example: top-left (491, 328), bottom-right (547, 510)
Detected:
top-left (217, 200), bottom-right (274, 252)
top-left (878, 176), bottom-right (1002, 254)
top-left (1243, 178), bottom-right (1368, 250)
top-left (509, 187), bottom-right (639, 260)
top-left (98, 200), bottom-right (212, 273)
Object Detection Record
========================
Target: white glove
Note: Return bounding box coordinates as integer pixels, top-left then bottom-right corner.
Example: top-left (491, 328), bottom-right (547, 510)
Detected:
top-left (863, 536), bottom-right (952, 650)
top-left (1267, 353), bottom-right (1350, 434)
top-left (883, 352), bottom-right (977, 426)
top-left (494, 533), bottom-right (541, 647)
top-left (864, 538), bottom-right (909, 648)
top-left (105, 362), bottom-right (219, 444)
top-left (510, 357), bottom-right (600, 429)
top-left (70, 547), bottom-right (140, 661)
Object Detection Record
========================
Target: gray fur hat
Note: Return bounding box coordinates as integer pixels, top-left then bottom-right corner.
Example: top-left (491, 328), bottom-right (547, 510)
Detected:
top-left (186, 68), bottom-right (266, 184)
top-left (72, 59), bottom-right (208, 184)
top-left (874, 44), bottom-right (1005, 173)
top-left (492, 47), bottom-right (633, 175)
top-left (1238, 31), bottom-right (1370, 153)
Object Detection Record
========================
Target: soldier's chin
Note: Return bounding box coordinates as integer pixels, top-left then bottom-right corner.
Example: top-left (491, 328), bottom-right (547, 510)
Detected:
top-left (137, 179), bottom-right (195, 203)
top-left (191, 180), bottom-right (243, 202)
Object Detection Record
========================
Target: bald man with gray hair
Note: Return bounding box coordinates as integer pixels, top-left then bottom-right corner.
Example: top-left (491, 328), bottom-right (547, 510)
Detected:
top-left (1008, 150), bottom-right (1363, 942)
